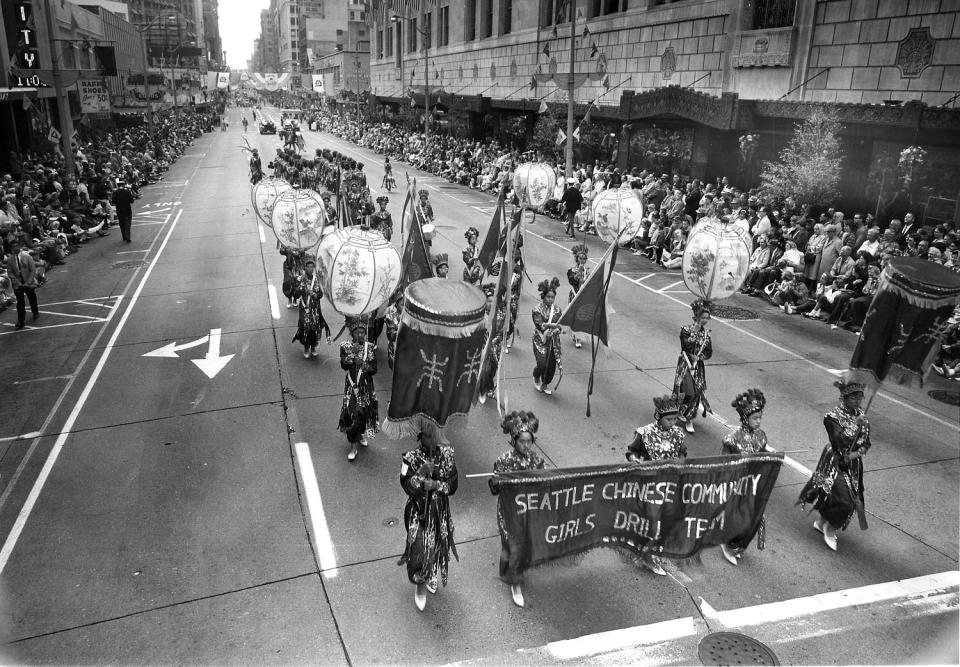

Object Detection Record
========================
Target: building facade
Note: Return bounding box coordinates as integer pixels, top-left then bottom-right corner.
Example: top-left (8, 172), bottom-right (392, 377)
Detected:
top-left (366, 0), bottom-right (960, 218)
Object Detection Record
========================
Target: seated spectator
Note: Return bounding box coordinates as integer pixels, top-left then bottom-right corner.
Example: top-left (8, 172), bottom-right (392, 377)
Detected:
top-left (834, 262), bottom-right (881, 331)
top-left (771, 270), bottom-right (812, 314)
top-left (660, 228), bottom-right (686, 269)
top-left (803, 277), bottom-right (850, 321)
top-left (932, 312), bottom-right (960, 378)
top-left (741, 234), bottom-right (773, 294)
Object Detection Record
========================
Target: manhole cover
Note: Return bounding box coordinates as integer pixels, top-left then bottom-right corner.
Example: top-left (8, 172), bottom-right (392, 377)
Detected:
top-left (712, 304), bottom-right (758, 320)
top-left (543, 234), bottom-right (578, 242)
top-left (112, 260), bottom-right (145, 270)
top-left (928, 390), bottom-right (960, 406)
top-left (382, 517), bottom-right (399, 527)
top-left (698, 631), bottom-right (778, 666)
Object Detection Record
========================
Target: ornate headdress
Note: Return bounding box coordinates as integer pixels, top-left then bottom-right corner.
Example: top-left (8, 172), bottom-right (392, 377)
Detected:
top-left (653, 395), bottom-right (680, 419)
top-left (501, 410), bottom-right (539, 439)
top-left (731, 388), bottom-right (766, 420)
top-left (346, 315), bottom-right (369, 334)
top-left (481, 282), bottom-right (496, 297)
top-left (571, 243), bottom-right (589, 261)
top-left (833, 379), bottom-right (865, 397)
top-left (537, 277), bottom-right (560, 299)
top-left (691, 298), bottom-right (713, 318)
top-left (418, 189), bottom-right (429, 198)
top-left (433, 253), bottom-right (449, 268)
top-left (376, 195), bottom-right (389, 205)
top-left (465, 227), bottom-right (480, 240)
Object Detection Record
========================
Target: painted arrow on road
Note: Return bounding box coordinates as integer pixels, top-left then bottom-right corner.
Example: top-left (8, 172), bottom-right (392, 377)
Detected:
top-left (142, 328), bottom-right (235, 379)
top-left (191, 328), bottom-right (235, 379)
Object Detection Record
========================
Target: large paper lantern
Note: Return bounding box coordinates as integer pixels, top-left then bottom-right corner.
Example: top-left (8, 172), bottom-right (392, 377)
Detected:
top-left (513, 162), bottom-right (557, 209)
top-left (271, 189), bottom-right (327, 251)
top-left (681, 217), bottom-right (752, 301)
top-left (592, 188), bottom-right (645, 244)
top-left (251, 177), bottom-right (292, 228)
top-left (316, 227), bottom-right (402, 316)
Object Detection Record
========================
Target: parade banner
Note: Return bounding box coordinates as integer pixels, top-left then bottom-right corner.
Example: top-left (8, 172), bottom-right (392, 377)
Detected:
top-left (496, 454), bottom-right (783, 574)
top-left (312, 74), bottom-right (325, 95)
top-left (216, 72), bottom-right (229, 89)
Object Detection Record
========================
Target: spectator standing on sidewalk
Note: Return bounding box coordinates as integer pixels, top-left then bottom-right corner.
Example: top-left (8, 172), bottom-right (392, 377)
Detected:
top-left (5, 239), bottom-right (39, 329)
top-left (112, 179), bottom-right (135, 243)
top-left (560, 178), bottom-right (583, 237)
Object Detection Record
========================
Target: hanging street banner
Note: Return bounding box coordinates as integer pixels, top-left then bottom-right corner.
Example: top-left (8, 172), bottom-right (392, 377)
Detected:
top-left (496, 454), bottom-right (783, 575)
top-left (216, 72), bottom-right (229, 89)
top-left (79, 78), bottom-right (110, 113)
top-left (311, 74), bottom-right (325, 95)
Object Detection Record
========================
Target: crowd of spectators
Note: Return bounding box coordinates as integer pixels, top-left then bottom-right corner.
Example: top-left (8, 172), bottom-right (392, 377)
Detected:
top-left (0, 108), bottom-right (218, 314)
top-left (306, 108), bottom-right (960, 377)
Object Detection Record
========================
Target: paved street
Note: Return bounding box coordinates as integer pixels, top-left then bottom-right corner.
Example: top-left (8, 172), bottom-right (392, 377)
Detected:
top-left (0, 106), bottom-right (956, 665)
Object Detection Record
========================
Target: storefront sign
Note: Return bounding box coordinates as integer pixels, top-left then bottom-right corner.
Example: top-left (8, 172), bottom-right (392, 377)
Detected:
top-left (79, 79), bottom-right (110, 113)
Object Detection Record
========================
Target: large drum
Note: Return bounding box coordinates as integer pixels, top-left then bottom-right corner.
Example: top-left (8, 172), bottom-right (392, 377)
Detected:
top-left (681, 217), bottom-right (752, 301)
top-left (383, 278), bottom-right (487, 442)
top-left (847, 257), bottom-right (960, 390)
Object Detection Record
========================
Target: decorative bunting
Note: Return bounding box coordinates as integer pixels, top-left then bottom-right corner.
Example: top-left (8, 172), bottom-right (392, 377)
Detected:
top-left (542, 43), bottom-right (550, 57)
top-left (602, 73), bottom-right (610, 88)
top-left (556, 129), bottom-right (566, 145)
top-left (582, 106), bottom-right (591, 124)
top-left (583, 25), bottom-right (591, 38)
top-left (573, 127), bottom-right (581, 142)
top-left (538, 100), bottom-right (548, 114)
top-left (529, 76), bottom-right (537, 91)
top-left (590, 42), bottom-right (598, 58)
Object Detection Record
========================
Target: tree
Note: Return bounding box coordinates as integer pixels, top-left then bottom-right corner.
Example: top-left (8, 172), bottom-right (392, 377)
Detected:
top-left (759, 109), bottom-right (842, 208)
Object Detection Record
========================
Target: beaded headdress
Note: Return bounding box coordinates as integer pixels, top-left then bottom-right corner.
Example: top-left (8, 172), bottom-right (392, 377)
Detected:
top-left (731, 388), bottom-right (766, 419)
top-left (571, 243), bottom-right (589, 261)
top-left (653, 395), bottom-right (680, 419)
top-left (465, 227), bottom-right (480, 240)
top-left (346, 315), bottom-right (369, 334)
top-left (537, 277), bottom-right (560, 299)
top-left (501, 411), bottom-right (539, 439)
top-left (433, 253), bottom-right (449, 268)
top-left (833, 379), bottom-right (865, 397)
top-left (691, 298), bottom-right (713, 317)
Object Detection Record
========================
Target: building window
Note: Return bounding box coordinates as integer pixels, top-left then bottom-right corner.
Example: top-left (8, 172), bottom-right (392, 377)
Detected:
top-left (407, 18), bottom-right (418, 52)
top-left (481, 0), bottom-right (493, 38)
top-left (500, 0), bottom-right (512, 34)
top-left (465, 0), bottom-right (476, 41)
top-left (423, 12), bottom-right (432, 49)
top-left (395, 24), bottom-right (402, 67)
top-left (438, 6), bottom-right (450, 46)
top-left (753, 0), bottom-right (796, 29)
top-left (377, 30), bottom-right (384, 58)
top-left (386, 26), bottom-right (393, 57)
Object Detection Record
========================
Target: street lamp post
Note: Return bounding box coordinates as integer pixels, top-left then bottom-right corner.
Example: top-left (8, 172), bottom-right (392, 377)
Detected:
top-left (392, 14), bottom-right (430, 148)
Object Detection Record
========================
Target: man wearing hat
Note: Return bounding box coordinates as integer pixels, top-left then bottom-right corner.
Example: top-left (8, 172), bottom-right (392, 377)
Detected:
top-left (5, 239), bottom-right (39, 329)
top-left (433, 253), bottom-right (449, 278)
top-left (798, 380), bottom-right (872, 551)
top-left (112, 178), bottom-right (135, 243)
top-left (372, 196), bottom-right (393, 241)
top-left (559, 178), bottom-right (583, 237)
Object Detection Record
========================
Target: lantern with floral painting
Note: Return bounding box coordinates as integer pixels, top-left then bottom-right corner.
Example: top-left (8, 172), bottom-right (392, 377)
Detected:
top-left (682, 217), bottom-right (752, 301)
top-left (251, 177), bottom-right (292, 228)
top-left (591, 188), bottom-right (645, 244)
top-left (316, 227), bottom-right (402, 316)
top-left (513, 162), bottom-right (557, 209)
top-left (270, 189), bottom-right (327, 251)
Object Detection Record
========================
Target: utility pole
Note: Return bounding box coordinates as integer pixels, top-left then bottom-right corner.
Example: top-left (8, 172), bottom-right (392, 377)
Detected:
top-left (139, 28), bottom-right (154, 135)
top-left (42, 0), bottom-right (76, 176)
top-left (565, 0), bottom-right (577, 180)
top-left (424, 33), bottom-right (430, 149)
top-left (354, 51), bottom-right (361, 130)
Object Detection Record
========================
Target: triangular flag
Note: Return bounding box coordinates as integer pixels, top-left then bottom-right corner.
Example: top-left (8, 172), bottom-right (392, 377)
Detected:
top-left (558, 241), bottom-right (620, 416)
top-left (435, 70), bottom-right (440, 79)
top-left (573, 127), bottom-right (581, 142)
top-left (529, 76), bottom-right (537, 91)
top-left (583, 25), bottom-right (591, 38)
top-left (397, 184), bottom-right (435, 293)
top-left (538, 100), bottom-right (548, 114)
top-left (477, 188), bottom-right (506, 274)
top-left (590, 42), bottom-right (598, 57)
top-left (542, 43), bottom-right (550, 57)
top-left (556, 129), bottom-right (566, 145)
top-left (576, 7), bottom-right (584, 19)
top-left (602, 74), bottom-right (610, 88)
top-left (583, 106), bottom-right (592, 124)
top-left (597, 52), bottom-right (608, 70)
top-left (550, 26), bottom-right (558, 39)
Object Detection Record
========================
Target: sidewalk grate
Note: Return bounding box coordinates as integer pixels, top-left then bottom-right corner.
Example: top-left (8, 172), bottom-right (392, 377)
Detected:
top-left (698, 631), bottom-right (778, 666)
top-left (711, 304), bottom-right (758, 321)
top-left (928, 389), bottom-right (960, 406)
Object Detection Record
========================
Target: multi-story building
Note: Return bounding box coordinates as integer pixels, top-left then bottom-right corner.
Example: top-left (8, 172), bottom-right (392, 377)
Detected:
top-left (125, 0), bottom-right (202, 68)
top-left (202, 0), bottom-right (222, 68)
top-left (368, 0), bottom-right (960, 216)
top-left (259, 8), bottom-right (279, 71)
top-left (313, 48), bottom-right (370, 100)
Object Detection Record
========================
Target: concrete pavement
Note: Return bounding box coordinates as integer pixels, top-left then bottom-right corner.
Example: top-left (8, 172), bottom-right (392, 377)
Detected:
top-left (0, 106), bottom-right (955, 665)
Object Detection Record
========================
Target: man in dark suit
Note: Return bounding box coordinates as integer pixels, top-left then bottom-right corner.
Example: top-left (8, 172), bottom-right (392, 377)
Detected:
top-left (5, 238), bottom-right (39, 329)
top-left (112, 179), bottom-right (135, 243)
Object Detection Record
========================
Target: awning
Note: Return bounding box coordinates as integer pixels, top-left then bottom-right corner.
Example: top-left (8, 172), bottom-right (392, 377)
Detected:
top-left (0, 87), bottom-right (39, 101)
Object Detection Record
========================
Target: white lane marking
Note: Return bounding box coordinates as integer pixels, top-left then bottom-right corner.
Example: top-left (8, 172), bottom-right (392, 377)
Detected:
top-left (531, 570), bottom-right (958, 662)
top-left (267, 283), bottom-right (281, 319)
top-left (632, 273), bottom-right (657, 282)
top-left (525, 228), bottom-right (960, 433)
top-left (293, 442), bottom-right (338, 577)
top-left (132, 221), bottom-right (166, 227)
top-left (258, 223), bottom-right (266, 243)
top-left (0, 209), bottom-right (184, 575)
top-left (657, 280), bottom-right (684, 293)
top-left (705, 411), bottom-right (811, 475)
top-left (116, 249), bottom-right (149, 255)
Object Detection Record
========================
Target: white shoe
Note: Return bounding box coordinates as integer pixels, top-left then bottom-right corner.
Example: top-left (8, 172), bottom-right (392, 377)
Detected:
top-left (414, 584), bottom-right (427, 611)
top-left (510, 584), bottom-right (525, 607)
top-left (286, 300), bottom-right (294, 309)
top-left (426, 576), bottom-right (438, 594)
top-left (640, 555), bottom-right (667, 576)
top-left (303, 350), bottom-right (311, 359)
top-left (533, 378), bottom-right (542, 392)
top-left (575, 339), bottom-right (582, 349)
top-left (310, 346), bottom-right (318, 357)
top-left (685, 421), bottom-right (695, 433)
top-left (347, 447), bottom-right (357, 461)
top-left (359, 433), bottom-right (368, 447)
top-left (542, 387), bottom-right (552, 395)
top-left (720, 544), bottom-right (739, 566)
top-left (478, 392), bottom-right (487, 404)
top-left (823, 527), bottom-right (838, 551)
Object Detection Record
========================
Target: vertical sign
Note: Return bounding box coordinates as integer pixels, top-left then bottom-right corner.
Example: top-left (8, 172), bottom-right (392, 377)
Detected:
top-left (9, 1), bottom-right (46, 88)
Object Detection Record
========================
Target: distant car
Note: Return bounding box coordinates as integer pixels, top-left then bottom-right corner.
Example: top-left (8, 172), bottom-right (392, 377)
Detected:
top-left (259, 121), bottom-right (276, 135)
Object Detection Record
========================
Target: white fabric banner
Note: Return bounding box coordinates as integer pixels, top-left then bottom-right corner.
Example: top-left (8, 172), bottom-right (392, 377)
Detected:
top-left (312, 74), bottom-right (325, 94)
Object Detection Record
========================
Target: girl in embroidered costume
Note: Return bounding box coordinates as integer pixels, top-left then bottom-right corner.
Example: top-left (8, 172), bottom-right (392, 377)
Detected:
top-left (673, 298), bottom-right (713, 433)
top-left (399, 423), bottom-right (459, 611)
top-left (489, 411), bottom-right (545, 608)
top-left (566, 244), bottom-right (590, 349)
top-left (280, 246), bottom-right (306, 309)
top-left (478, 283), bottom-right (506, 404)
top-left (371, 195), bottom-right (393, 241)
top-left (532, 277), bottom-right (563, 395)
top-left (798, 380), bottom-right (872, 552)
top-left (339, 316), bottom-right (380, 461)
top-left (462, 227), bottom-right (482, 284)
top-left (719, 388), bottom-right (769, 566)
top-left (626, 395), bottom-right (687, 576)
top-left (290, 259), bottom-right (330, 358)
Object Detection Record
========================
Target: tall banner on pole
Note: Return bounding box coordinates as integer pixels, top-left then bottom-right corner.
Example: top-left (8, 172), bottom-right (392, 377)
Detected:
top-left (312, 74), bottom-right (325, 95)
top-left (216, 72), bottom-right (229, 89)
